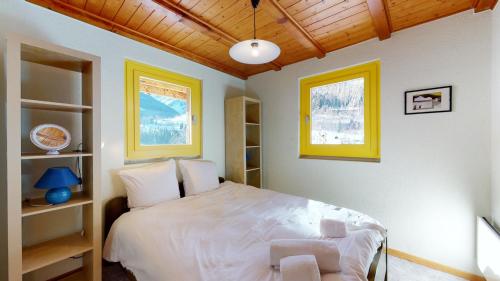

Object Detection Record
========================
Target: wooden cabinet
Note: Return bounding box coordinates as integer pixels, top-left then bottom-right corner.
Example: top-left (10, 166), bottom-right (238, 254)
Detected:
top-left (4, 36), bottom-right (101, 281)
top-left (225, 96), bottom-right (262, 188)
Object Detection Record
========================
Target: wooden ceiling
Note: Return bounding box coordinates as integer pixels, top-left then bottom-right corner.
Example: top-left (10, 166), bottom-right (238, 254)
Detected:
top-left (28, 0), bottom-right (497, 79)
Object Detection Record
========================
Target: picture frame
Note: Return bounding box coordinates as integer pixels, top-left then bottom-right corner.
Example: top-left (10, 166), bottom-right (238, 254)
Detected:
top-left (404, 86), bottom-right (452, 115)
top-left (124, 60), bottom-right (202, 160)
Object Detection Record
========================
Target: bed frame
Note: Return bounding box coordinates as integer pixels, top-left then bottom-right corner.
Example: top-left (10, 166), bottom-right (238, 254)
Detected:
top-left (104, 178), bottom-right (387, 281)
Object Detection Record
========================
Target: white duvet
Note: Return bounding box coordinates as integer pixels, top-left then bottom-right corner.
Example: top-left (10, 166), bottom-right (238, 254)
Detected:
top-left (103, 182), bottom-right (385, 281)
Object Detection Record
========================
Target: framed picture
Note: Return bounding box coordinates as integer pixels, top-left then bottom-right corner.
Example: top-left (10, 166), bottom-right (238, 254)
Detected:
top-left (404, 86), bottom-right (452, 115)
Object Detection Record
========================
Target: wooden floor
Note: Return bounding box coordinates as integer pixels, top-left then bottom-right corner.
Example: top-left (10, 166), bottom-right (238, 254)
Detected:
top-left (382, 256), bottom-right (468, 281)
top-left (102, 263), bottom-right (129, 281)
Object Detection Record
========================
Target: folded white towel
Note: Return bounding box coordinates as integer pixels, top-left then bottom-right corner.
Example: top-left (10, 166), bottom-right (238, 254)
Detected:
top-left (280, 255), bottom-right (321, 281)
top-left (320, 218), bottom-right (347, 238)
top-left (270, 239), bottom-right (341, 273)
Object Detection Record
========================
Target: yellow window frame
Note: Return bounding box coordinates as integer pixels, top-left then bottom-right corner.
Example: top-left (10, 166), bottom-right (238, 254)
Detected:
top-left (125, 60), bottom-right (202, 160)
top-left (299, 61), bottom-right (380, 161)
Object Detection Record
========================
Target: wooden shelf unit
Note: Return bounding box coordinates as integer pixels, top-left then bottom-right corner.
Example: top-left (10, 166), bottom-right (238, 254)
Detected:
top-left (5, 36), bottom-right (101, 281)
top-left (225, 96), bottom-right (263, 188)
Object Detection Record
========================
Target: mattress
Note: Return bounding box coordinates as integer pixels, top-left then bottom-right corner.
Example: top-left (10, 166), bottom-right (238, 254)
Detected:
top-left (103, 182), bottom-right (385, 281)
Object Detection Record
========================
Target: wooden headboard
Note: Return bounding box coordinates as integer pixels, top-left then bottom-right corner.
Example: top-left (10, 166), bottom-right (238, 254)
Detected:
top-left (104, 177), bottom-right (225, 239)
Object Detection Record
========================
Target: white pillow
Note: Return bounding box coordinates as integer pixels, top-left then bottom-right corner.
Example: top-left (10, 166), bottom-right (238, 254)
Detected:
top-left (118, 160), bottom-right (179, 208)
top-left (179, 160), bottom-right (219, 196)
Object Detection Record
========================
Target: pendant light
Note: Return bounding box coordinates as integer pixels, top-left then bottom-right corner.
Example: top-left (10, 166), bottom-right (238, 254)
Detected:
top-left (229, 0), bottom-right (281, 64)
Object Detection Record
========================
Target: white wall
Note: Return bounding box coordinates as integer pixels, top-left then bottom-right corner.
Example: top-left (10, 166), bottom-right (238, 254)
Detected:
top-left (491, 7), bottom-right (500, 228)
top-left (247, 11), bottom-right (492, 274)
top-left (0, 0), bottom-right (245, 279)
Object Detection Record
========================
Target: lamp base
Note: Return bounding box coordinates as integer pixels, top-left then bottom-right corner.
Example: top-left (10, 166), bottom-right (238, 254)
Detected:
top-left (45, 186), bottom-right (72, 204)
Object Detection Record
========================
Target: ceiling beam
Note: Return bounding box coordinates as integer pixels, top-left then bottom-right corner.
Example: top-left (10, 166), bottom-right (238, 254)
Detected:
top-left (366, 0), bottom-right (392, 40)
top-left (26, 0), bottom-right (249, 79)
top-left (473, 0), bottom-right (498, 12)
top-left (262, 0), bottom-right (326, 59)
top-left (153, 0), bottom-right (282, 71)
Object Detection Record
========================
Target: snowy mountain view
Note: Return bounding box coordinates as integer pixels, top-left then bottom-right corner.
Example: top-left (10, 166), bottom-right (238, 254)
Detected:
top-left (310, 77), bottom-right (365, 145)
top-left (139, 91), bottom-right (190, 145)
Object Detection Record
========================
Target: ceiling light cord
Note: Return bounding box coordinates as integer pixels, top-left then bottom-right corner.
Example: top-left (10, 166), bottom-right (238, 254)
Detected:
top-left (252, 0), bottom-right (259, 40)
top-left (253, 7), bottom-right (256, 40)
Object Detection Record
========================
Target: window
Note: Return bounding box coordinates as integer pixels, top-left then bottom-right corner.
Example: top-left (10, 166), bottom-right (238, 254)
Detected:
top-left (125, 60), bottom-right (202, 160)
top-left (299, 61), bottom-right (380, 161)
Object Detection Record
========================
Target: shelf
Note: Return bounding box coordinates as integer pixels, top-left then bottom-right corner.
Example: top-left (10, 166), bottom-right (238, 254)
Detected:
top-left (22, 193), bottom-right (92, 217)
top-left (244, 97), bottom-right (260, 104)
top-left (246, 166), bottom-right (260, 172)
top-left (246, 142), bottom-right (259, 147)
top-left (21, 99), bottom-right (92, 112)
top-left (246, 145), bottom-right (260, 148)
top-left (21, 152), bottom-right (92, 160)
top-left (22, 233), bottom-right (93, 274)
top-left (245, 122), bottom-right (260, 126)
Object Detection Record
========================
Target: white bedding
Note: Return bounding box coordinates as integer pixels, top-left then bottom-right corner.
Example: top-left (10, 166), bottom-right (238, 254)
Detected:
top-left (103, 182), bottom-right (385, 281)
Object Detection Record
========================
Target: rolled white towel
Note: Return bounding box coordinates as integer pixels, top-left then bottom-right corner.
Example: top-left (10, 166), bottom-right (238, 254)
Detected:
top-left (270, 239), bottom-right (341, 273)
top-left (320, 218), bottom-right (347, 238)
top-left (280, 255), bottom-right (321, 281)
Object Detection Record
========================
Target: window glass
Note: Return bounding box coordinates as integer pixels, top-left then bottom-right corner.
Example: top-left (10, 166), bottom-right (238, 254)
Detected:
top-left (139, 77), bottom-right (191, 146)
top-left (310, 77), bottom-right (364, 145)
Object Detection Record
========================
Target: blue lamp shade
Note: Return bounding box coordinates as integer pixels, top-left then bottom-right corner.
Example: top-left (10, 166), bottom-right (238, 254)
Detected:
top-left (35, 167), bottom-right (80, 204)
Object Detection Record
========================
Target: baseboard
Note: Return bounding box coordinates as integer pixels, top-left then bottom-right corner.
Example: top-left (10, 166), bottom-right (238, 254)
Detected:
top-left (387, 248), bottom-right (485, 281)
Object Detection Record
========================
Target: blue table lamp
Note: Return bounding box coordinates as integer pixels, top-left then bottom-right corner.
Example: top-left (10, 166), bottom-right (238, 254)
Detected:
top-left (35, 167), bottom-right (80, 204)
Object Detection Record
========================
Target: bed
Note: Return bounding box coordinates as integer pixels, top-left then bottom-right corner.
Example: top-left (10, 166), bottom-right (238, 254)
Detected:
top-left (103, 179), bottom-right (387, 281)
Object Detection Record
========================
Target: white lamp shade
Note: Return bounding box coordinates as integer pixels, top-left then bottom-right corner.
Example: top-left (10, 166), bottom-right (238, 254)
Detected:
top-left (229, 39), bottom-right (281, 64)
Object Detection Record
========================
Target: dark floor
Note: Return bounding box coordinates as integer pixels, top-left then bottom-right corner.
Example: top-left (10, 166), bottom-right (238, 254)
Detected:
top-left (103, 262), bottom-right (129, 281)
